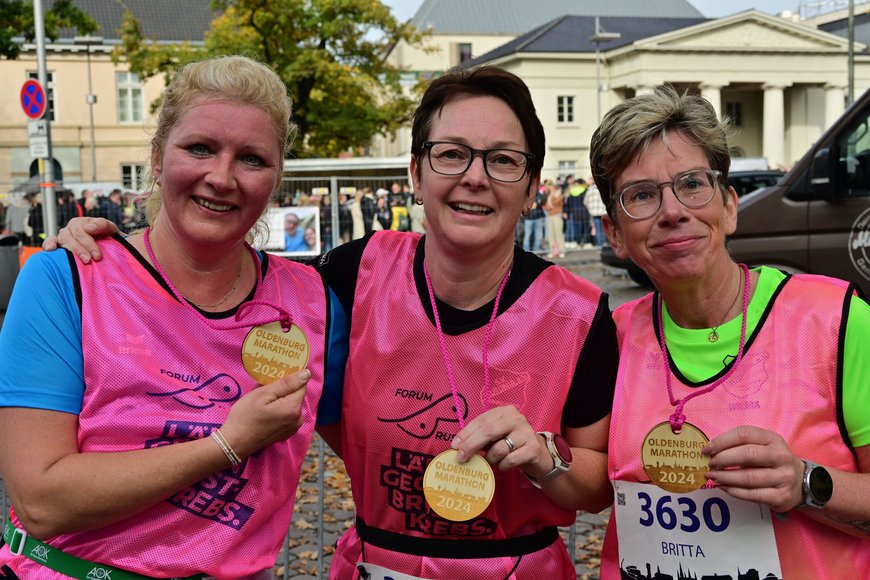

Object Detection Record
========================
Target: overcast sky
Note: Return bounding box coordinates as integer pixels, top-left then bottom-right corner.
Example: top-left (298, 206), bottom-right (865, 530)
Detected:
top-left (382, 1), bottom-right (836, 22)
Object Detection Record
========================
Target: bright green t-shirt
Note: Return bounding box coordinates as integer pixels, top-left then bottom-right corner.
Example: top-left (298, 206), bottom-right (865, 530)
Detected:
top-left (663, 266), bottom-right (870, 447)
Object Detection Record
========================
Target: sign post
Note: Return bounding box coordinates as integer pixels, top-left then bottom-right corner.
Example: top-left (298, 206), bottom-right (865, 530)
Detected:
top-left (29, 0), bottom-right (57, 239)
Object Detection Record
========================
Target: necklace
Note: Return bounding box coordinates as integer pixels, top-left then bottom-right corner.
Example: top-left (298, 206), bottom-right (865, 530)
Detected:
top-left (660, 263), bottom-right (750, 433)
top-left (423, 259), bottom-right (511, 428)
top-left (707, 266), bottom-right (743, 343)
top-left (142, 227), bottom-right (292, 332)
top-left (190, 268), bottom-right (242, 310)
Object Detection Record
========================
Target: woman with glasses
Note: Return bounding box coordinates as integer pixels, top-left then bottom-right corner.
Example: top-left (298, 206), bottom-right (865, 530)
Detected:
top-left (47, 66), bottom-right (617, 578)
top-left (317, 65), bottom-right (615, 579)
top-left (592, 84), bottom-right (870, 578)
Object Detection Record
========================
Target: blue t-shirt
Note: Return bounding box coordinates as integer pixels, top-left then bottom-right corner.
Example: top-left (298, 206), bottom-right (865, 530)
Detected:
top-left (0, 248), bottom-right (348, 424)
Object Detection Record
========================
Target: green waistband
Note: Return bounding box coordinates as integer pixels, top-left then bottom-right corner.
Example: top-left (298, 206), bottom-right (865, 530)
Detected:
top-left (3, 519), bottom-right (204, 580)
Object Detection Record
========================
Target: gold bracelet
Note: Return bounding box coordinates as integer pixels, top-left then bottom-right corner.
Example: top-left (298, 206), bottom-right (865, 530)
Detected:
top-left (211, 429), bottom-right (241, 467)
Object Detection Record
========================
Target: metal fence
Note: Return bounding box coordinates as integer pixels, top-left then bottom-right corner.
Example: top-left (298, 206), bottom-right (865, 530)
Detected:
top-left (0, 172), bottom-right (599, 577)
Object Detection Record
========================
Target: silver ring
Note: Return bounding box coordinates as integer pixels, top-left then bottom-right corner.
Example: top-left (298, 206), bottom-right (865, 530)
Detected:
top-left (502, 435), bottom-right (516, 453)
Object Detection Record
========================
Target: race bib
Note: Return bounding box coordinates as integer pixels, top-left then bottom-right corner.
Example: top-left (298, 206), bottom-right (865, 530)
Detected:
top-left (356, 562), bottom-right (430, 580)
top-left (613, 480), bottom-right (782, 579)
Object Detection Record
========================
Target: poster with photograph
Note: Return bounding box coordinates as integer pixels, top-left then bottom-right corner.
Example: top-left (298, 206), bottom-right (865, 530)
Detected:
top-left (263, 205), bottom-right (320, 257)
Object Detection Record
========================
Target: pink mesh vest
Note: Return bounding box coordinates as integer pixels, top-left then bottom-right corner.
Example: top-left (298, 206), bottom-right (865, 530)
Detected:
top-left (1, 238), bottom-right (326, 579)
top-left (602, 274), bottom-right (869, 578)
top-left (330, 231), bottom-right (603, 579)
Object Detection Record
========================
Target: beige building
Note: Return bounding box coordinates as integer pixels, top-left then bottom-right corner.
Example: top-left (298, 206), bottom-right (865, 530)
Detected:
top-left (473, 10), bottom-right (869, 180)
top-left (1, 46), bottom-right (165, 192)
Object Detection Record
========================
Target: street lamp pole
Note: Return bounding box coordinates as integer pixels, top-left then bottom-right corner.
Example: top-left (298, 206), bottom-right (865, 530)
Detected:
top-left (74, 35), bottom-right (103, 181)
top-left (590, 17), bottom-right (621, 124)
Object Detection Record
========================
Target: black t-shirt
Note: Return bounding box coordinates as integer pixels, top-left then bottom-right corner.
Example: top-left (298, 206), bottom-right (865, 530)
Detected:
top-left (315, 233), bottom-right (618, 428)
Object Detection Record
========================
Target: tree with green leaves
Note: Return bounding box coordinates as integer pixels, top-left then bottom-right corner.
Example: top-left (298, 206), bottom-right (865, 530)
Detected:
top-left (0, 0), bottom-right (97, 59)
top-left (114, 0), bottom-right (430, 158)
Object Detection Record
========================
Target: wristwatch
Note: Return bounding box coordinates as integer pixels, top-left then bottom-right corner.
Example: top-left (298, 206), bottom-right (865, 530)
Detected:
top-left (801, 459), bottom-right (833, 509)
top-left (523, 431), bottom-right (573, 489)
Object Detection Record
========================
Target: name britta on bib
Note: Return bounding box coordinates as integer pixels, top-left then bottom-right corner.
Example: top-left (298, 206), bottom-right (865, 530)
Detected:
top-left (613, 480), bottom-right (783, 580)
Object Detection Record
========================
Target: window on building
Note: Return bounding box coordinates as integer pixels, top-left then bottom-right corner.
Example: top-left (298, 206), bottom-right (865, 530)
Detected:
top-left (27, 71), bottom-right (55, 121)
top-left (558, 160), bottom-right (576, 174)
top-left (117, 72), bottom-right (144, 123)
top-left (122, 163), bottom-right (146, 191)
top-left (458, 43), bottom-right (473, 65)
top-left (557, 96), bottom-right (574, 123)
top-left (725, 102), bottom-right (742, 127)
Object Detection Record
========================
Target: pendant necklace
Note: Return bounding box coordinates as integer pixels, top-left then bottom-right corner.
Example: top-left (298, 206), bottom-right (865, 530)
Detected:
top-left (707, 267), bottom-right (743, 343)
top-left (421, 258), bottom-right (510, 521)
top-left (640, 263), bottom-right (750, 493)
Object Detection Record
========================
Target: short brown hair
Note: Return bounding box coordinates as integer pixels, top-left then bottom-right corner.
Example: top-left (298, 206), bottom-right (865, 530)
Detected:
top-left (411, 66), bottom-right (545, 183)
top-left (589, 84), bottom-right (732, 218)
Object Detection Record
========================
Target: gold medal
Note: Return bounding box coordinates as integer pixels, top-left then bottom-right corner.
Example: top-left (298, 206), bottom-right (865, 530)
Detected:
top-left (242, 321), bottom-right (310, 383)
top-left (641, 421), bottom-right (710, 493)
top-left (423, 450), bottom-right (495, 521)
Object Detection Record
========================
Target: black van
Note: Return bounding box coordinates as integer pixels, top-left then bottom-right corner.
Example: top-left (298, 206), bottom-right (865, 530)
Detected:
top-left (728, 89), bottom-right (870, 295)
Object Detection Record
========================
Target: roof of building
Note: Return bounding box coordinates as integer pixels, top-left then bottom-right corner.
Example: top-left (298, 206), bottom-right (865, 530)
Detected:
top-left (471, 14), bottom-right (708, 63)
top-left (410, 0), bottom-right (704, 35)
top-left (54, 0), bottom-right (215, 43)
top-left (817, 12), bottom-right (870, 47)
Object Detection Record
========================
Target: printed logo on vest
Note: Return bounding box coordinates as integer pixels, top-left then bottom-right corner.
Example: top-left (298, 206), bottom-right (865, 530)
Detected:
top-left (377, 393), bottom-right (467, 439)
top-left (849, 206), bottom-right (870, 283)
top-left (147, 372), bottom-right (242, 409)
top-left (118, 333), bottom-right (152, 356)
top-left (86, 568), bottom-right (113, 580)
top-left (29, 545), bottom-right (50, 562)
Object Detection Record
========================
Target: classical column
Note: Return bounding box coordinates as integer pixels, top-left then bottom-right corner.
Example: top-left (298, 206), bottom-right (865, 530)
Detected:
top-left (634, 85), bottom-right (655, 96)
top-left (762, 83), bottom-right (787, 169)
top-left (824, 84), bottom-right (846, 130)
top-left (699, 83), bottom-right (724, 120)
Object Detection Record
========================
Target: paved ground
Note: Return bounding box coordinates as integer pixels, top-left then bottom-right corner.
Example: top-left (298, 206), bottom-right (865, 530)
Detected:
top-left (0, 246), bottom-right (648, 579)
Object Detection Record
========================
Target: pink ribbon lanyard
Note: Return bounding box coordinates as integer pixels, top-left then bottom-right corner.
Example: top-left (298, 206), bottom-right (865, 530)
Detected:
top-left (660, 263), bottom-right (750, 433)
top-left (143, 227), bottom-right (292, 332)
top-left (423, 259), bottom-right (510, 429)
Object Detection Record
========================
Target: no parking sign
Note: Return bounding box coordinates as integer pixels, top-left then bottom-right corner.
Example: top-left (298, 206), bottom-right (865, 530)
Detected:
top-left (21, 80), bottom-right (47, 119)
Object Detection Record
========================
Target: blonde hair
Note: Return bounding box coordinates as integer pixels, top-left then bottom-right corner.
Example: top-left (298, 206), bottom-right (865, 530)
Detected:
top-left (144, 55), bottom-right (295, 242)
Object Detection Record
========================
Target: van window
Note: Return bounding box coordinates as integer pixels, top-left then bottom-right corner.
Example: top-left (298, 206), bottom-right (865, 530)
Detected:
top-left (836, 113), bottom-right (870, 198)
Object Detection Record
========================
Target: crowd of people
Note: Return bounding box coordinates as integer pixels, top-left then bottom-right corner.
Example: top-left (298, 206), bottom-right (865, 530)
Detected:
top-left (0, 53), bottom-right (868, 579)
top-left (519, 174), bottom-right (607, 256)
top-left (1, 187), bottom-right (139, 246)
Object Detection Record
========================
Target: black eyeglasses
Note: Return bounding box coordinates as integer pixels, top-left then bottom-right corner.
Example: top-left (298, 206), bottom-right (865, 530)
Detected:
top-left (616, 169), bottom-right (724, 219)
top-left (423, 141), bottom-right (534, 183)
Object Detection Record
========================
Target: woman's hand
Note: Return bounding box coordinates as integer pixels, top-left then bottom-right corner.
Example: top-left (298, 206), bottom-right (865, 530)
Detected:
top-left (703, 425), bottom-right (804, 513)
top-left (218, 369), bottom-right (311, 461)
top-left (42, 217), bottom-right (118, 263)
top-left (450, 405), bottom-right (552, 478)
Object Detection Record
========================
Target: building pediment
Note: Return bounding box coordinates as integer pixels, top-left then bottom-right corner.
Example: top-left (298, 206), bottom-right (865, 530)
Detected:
top-left (632, 10), bottom-right (859, 53)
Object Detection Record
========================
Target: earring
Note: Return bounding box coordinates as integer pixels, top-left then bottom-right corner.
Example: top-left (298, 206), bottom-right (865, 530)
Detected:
top-left (521, 207), bottom-right (530, 217)
top-left (415, 196), bottom-right (423, 205)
